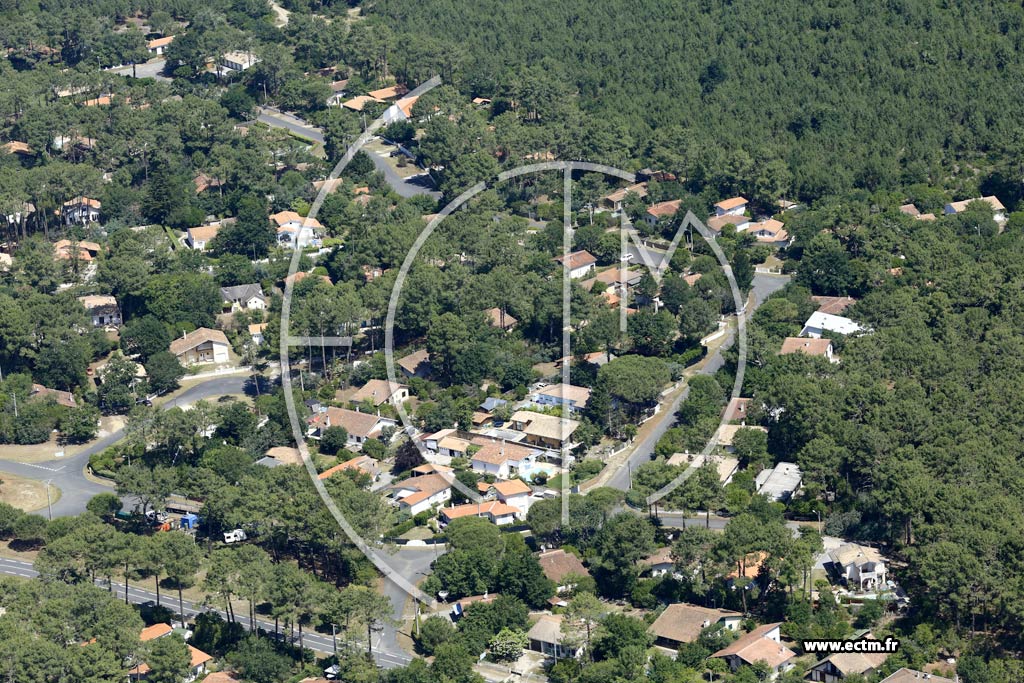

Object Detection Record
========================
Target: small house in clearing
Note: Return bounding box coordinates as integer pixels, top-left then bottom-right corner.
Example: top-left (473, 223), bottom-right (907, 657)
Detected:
top-left (648, 603), bottom-right (743, 650)
top-left (169, 328), bottom-right (230, 366)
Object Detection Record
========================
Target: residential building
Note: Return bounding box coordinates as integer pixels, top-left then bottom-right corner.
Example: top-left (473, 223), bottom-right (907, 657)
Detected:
top-left (479, 397), bottom-right (508, 413)
top-left (169, 328), bottom-right (230, 366)
top-left (439, 500), bottom-right (520, 526)
top-left (528, 614), bottom-right (582, 659)
top-left (581, 267), bottom-right (644, 292)
top-left (780, 337), bottom-right (836, 362)
top-left (599, 182), bottom-right (648, 212)
top-left (484, 307), bottom-right (518, 332)
top-left (898, 203), bottom-right (920, 217)
top-left (319, 454), bottom-right (382, 482)
top-left (306, 407), bottom-right (396, 450)
top-left (219, 51), bottom-right (259, 74)
top-left (645, 199), bottom-right (682, 227)
top-left (509, 410), bottom-right (580, 450)
top-left (754, 462), bottom-right (803, 502)
top-left (531, 383), bottom-right (591, 413)
top-left (648, 603), bottom-right (743, 650)
top-left (146, 35), bottom-right (174, 55)
top-left (248, 323), bottom-right (268, 345)
top-left (470, 439), bottom-right (542, 479)
top-left (272, 211), bottom-right (323, 249)
top-left (129, 624), bottom-right (212, 682)
top-left (715, 424), bottom-right (768, 453)
top-left (639, 546), bottom-right (676, 579)
top-left (554, 250), bottom-right (597, 279)
top-left (185, 223), bottom-right (222, 250)
top-left (714, 196), bottom-right (748, 217)
top-left (880, 670), bottom-right (955, 683)
top-left (944, 195), bottom-right (1006, 223)
top-left (220, 284), bottom-right (266, 311)
top-left (666, 452), bottom-right (739, 485)
top-left (349, 379), bottom-right (410, 407)
top-left (485, 478), bottom-right (533, 514)
top-left (388, 473), bottom-right (452, 515)
top-left (810, 296), bottom-right (857, 315)
top-left (78, 295), bottom-right (121, 327)
top-left (712, 622), bottom-right (795, 675)
top-left (29, 384), bottom-right (76, 408)
top-left (748, 218), bottom-right (789, 244)
top-left (723, 397), bottom-right (752, 423)
top-left (707, 214), bottom-right (751, 233)
top-left (828, 544), bottom-right (887, 591)
top-left (367, 84), bottom-right (409, 100)
top-left (538, 549), bottom-right (590, 593)
top-left (383, 95), bottom-right (419, 123)
top-left (342, 95), bottom-right (383, 111)
top-left (54, 239), bottom-right (101, 261)
top-left (61, 196), bottom-right (101, 224)
top-left (806, 631), bottom-right (889, 682)
top-left (450, 593), bottom-right (499, 619)
top-left (397, 349), bottom-right (431, 378)
top-left (801, 311), bottom-right (865, 338)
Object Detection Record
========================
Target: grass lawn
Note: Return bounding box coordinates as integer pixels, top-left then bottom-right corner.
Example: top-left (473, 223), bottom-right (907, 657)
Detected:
top-left (0, 473), bottom-right (60, 513)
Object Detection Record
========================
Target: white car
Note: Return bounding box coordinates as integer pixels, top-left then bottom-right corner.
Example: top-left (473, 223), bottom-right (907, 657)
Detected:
top-left (223, 529), bottom-right (248, 543)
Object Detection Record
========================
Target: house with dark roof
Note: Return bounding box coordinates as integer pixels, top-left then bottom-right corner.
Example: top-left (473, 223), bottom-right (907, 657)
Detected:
top-left (220, 284), bottom-right (266, 311)
top-left (538, 549), bottom-right (590, 593)
top-left (78, 295), bottom-right (121, 327)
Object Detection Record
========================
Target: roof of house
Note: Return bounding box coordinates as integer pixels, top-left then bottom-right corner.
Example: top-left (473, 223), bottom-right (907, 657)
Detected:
top-left (714, 196), bottom-right (748, 211)
top-left (200, 673), bottom-right (239, 683)
top-left (484, 307), bottom-right (518, 329)
top-left (30, 384), bottom-right (77, 408)
top-left (706, 214), bottom-right (751, 232)
top-left (779, 337), bottom-right (832, 357)
top-left (749, 218), bottom-right (786, 239)
top-left (368, 84), bottom-right (409, 100)
top-left (3, 141), bottom-right (32, 155)
top-left (510, 411), bottom-right (580, 442)
top-left (255, 456), bottom-right (284, 468)
top-left (880, 669), bottom-right (955, 683)
top-left (527, 614), bottom-right (565, 644)
top-left (946, 195), bottom-right (1005, 213)
top-left (140, 623), bottom-right (173, 641)
top-left (712, 623), bottom-right (794, 667)
top-left (412, 462), bottom-right (453, 475)
top-left (828, 543), bottom-right (885, 568)
top-left (648, 603), bottom-right (743, 644)
top-left (397, 349), bottom-right (430, 375)
top-left (715, 424), bottom-right (768, 447)
top-left (248, 322), bottom-right (268, 335)
top-left (640, 546), bottom-right (674, 567)
top-left (683, 273), bottom-right (702, 286)
top-left (316, 407), bottom-right (385, 439)
top-left (470, 439), bottom-right (537, 465)
top-left (147, 35), bottom-right (175, 49)
top-left (554, 250), bottom-right (597, 270)
top-left (189, 645), bottom-right (213, 668)
top-left (812, 634), bottom-right (889, 676)
top-left (396, 95), bottom-right (419, 118)
top-left (582, 267), bottom-right (643, 289)
top-left (602, 182), bottom-right (648, 204)
top-left (535, 383), bottom-right (591, 407)
top-left (722, 397), bottom-right (751, 422)
top-left (169, 328), bottom-right (230, 357)
top-left (350, 379), bottom-right (408, 405)
top-left (271, 210), bottom-right (323, 229)
top-left (77, 294), bottom-right (118, 309)
top-left (62, 196), bottom-right (101, 209)
top-left (754, 462), bottom-right (802, 500)
top-left (342, 95), bottom-right (383, 111)
top-left (441, 500), bottom-right (520, 521)
top-left (646, 199), bottom-right (683, 220)
top-left (918, 213), bottom-right (937, 221)
top-left (538, 549), bottom-right (590, 583)
top-left (312, 177), bottom-right (345, 194)
top-left (220, 283), bottom-right (265, 302)
top-left (318, 454), bottom-right (380, 480)
top-left (389, 473), bottom-right (451, 506)
top-left (187, 224), bottom-right (222, 243)
top-left (803, 311), bottom-right (864, 336)
top-left (810, 296), bottom-right (857, 315)
top-left (899, 203), bottom-right (920, 217)
top-left (264, 446), bottom-right (302, 465)
top-left (492, 479), bottom-right (532, 497)
top-left (480, 397), bottom-right (508, 412)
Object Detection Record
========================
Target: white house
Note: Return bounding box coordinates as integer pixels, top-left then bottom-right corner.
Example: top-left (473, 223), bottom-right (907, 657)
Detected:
top-left (485, 479), bottom-right (533, 515)
top-left (531, 383), bottom-right (591, 414)
top-left (272, 211), bottom-right (323, 249)
top-left (806, 631), bottom-right (889, 682)
top-left (248, 323), bottom-right (268, 345)
top-left (714, 196), bottom-right (748, 217)
top-left (439, 500), bottom-right (520, 526)
top-left (78, 295), bottom-right (121, 327)
top-left (712, 623), bottom-right (795, 675)
top-left (349, 379), bottom-right (410, 407)
top-left (307, 407), bottom-right (396, 450)
top-left (509, 410), bottom-right (580, 450)
top-left (220, 284), bottom-right (266, 311)
top-left (779, 337), bottom-right (836, 362)
top-left (185, 223), bottom-right (222, 251)
top-left (707, 213), bottom-right (751, 233)
top-left (169, 328), bottom-right (230, 366)
top-left (528, 614), bottom-right (583, 660)
top-left (219, 51), bottom-right (260, 75)
top-left (645, 199), bottom-right (682, 228)
top-left (754, 462), bottom-right (802, 502)
top-left (599, 182), bottom-right (648, 213)
top-left (387, 473), bottom-right (452, 516)
top-left (146, 36), bottom-right (174, 55)
top-left (470, 439), bottom-right (542, 480)
top-left (800, 311), bottom-right (865, 338)
top-left (828, 544), bottom-right (887, 592)
top-left (61, 196), bottom-right (101, 225)
top-left (554, 250), bottom-right (597, 279)
top-left (944, 195), bottom-right (1006, 223)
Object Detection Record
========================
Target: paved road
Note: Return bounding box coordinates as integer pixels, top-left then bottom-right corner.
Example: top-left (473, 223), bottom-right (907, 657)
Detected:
top-left (0, 376), bottom-right (248, 517)
top-left (0, 556), bottom-right (412, 667)
top-left (257, 107), bottom-right (325, 144)
top-left (605, 272), bottom-right (790, 491)
top-left (108, 59), bottom-right (170, 82)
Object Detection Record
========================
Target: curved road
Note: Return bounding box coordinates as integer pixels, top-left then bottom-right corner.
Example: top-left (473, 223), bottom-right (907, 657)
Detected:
top-left (0, 375), bottom-right (248, 518)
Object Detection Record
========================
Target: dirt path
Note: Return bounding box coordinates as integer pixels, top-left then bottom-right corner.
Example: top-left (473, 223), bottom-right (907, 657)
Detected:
top-left (269, 0), bottom-right (290, 27)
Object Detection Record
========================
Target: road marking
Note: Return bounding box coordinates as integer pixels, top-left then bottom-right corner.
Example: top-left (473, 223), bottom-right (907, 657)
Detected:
top-left (16, 462), bottom-right (66, 472)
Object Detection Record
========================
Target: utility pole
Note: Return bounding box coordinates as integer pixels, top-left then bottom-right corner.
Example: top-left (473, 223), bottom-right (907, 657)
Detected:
top-left (44, 479), bottom-right (52, 520)
top-left (11, 392), bottom-right (17, 418)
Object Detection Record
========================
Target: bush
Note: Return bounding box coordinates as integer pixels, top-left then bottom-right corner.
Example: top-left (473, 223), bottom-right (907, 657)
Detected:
top-left (413, 510), bottom-right (432, 526)
top-left (319, 426), bottom-right (349, 456)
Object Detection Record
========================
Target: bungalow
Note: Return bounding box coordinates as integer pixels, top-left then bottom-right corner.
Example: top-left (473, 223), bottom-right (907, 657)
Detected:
top-left (639, 546), bottom-right (676, 578)
top-left (528, 614), bottom-right (582, 659)
top-left (748, 219), bottom-right (789, 244)
top-left (387, 473), bottom-right (452, 515)
top-left (484, 307), bottom-right (518, 332)
top-left (325, 79), bottom-right (350, 106)
top-left (714, 196), bottom-right (748, 217)
top-left (306, 407), bottom-right (395, 450)
top-left (469, 439), bottom-right (541, 479)
top-left (800, 312), bottom-right (865, 339)
top-left (880, 670), bottom-right (955, 683)
top-left (248, 322), bottom-right (268, 345)
top-left (898, 203), bottom-right (920, 217)
top-left (2, 141), bottom-right (32, 156)
top-left (648, 604), bottom-right (743, 650)
top-left (78, 295), bottom-right (121, 327)
top-left (828, 544), bottom-right (887, 592)
top-left (599, 182), bottom-right (648, 213)
top-left (54, 239), bottom-right (101, 261)
top-left (554, 250), bottom-right (597, 279)
top-left (318, 454), bottom-right (382, 482)
top-left (712, 623), bottom-right (796, 675)
top-left (185, 223), bottom-right (222, 251)
top-left (397, 349), bottom-right (431, 378)
top-left (754, 462), bottom-right (802, 502)
top-left (666, 453), bottom-right (739, 485)
top-left (61, 196), bottom-right (101, 225)
top-left (130, 624), bottom-right (212, 682)
top-left (531, 383), bottom-right (591, 413)
top-left (509, 410), bottom-right (580, 450)
top-left (30, 383), bottom-right (77, 408)
top-left (349, 379), bottom-right (410, 407)
top-left (220, 284), bottom-right (266, 311)
top-left (645, 199), bottom-right (682, 228)
top-left (383, 95), bottom-right (419, 123)
top-left (944, 195), bottom-right (1006, 223)
top-left (806, 631), bottom-right (889, 682)
top-left (342, 95), bottom-right (384, 111)
top-left (219, 51), bottom-right (259, 74)
top-left (146, 35), bottom-right (174, 55)
top-left (715, 424), bottom-right (768, 454)
top-left (169, 328), bottom-right (230, 366)
top-left (439, 500), bottom-right (520, 526)
top-left (422, 429), bottom-right (476, 459)
top-left (779, 337), bottom-right (836, 362)
top-left (707, 213), bottom-right (751, 233)
top-left (480, 397), bottom-right (508, 413)
top-left (538, 549), bottom-right (590, 593)
top-left (272, 211), bottom-right (323, 249)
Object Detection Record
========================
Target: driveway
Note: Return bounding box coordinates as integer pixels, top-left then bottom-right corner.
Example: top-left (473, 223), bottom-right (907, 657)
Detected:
top-left (108, 59), bottom-right (170, 82)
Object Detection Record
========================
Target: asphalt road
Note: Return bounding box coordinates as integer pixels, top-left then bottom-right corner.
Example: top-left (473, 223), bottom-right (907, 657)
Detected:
top-left (0, 375), bottom-right (248, 518)
top-left (0, 556), bottom-right (412, 667)
top-left (108, 59), bottom-right (171, 82)
top-left (605, 272), bottom-right (791, 491)
top-left (257, 107), bottom-right (325, 144)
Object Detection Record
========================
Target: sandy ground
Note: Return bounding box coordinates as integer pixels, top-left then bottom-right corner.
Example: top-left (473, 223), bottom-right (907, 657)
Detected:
top-left (0, 416), bottom-right (125, 463)
top-left (364, 140), bottom-right (424, 179)
top-left (0, 473), bottom-right (61, 513)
